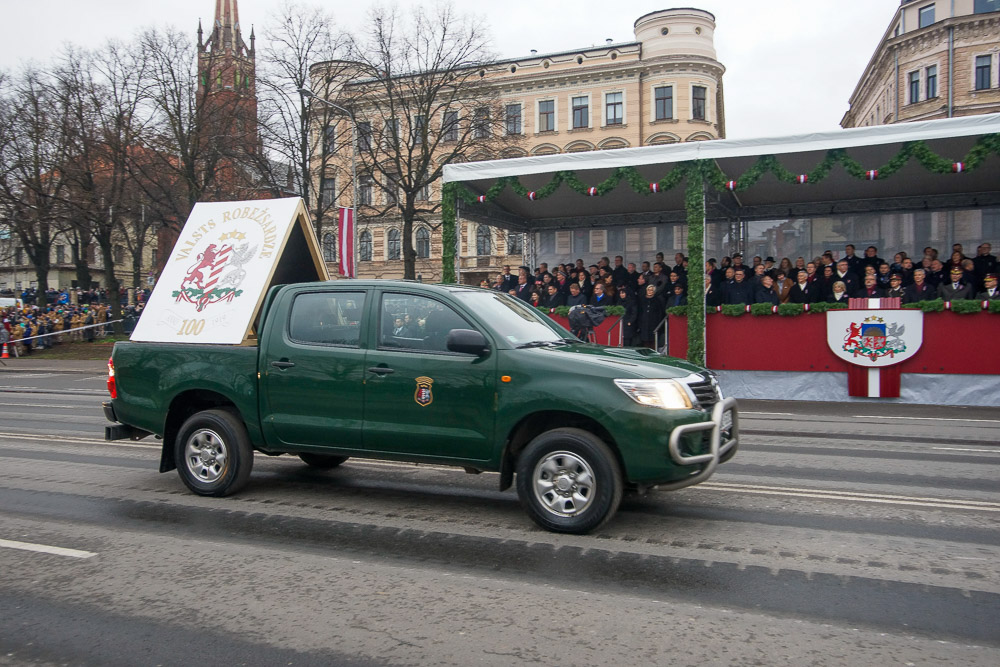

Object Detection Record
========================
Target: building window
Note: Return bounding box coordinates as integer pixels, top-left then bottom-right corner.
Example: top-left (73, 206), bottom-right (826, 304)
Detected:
top-left (443, 111), bottom-right (459, 141)
top-left (975, 55), bottom-right (992, 90)
top-left (387, 228), bottom-right (401, 260)
top-left (416, 227), bottom-right (430, 259)
top-left (975, 0), bottom-right (1000, 13)
top-left (918, 4), bottom-right (935, 28)
top-left (113, 245), bottom-right (125, 264)
top-left (322, 232), bottom-right (336, 262)
top-left (476, 225), bottom-right (492, 256)
top-left (572, 96), bottom-right (589, 129)
top-left (473, 107), bottom-right (490, 139)
top-left (908, 71), bottom-right (920, 103)
top-left (56, 245), bottom-right (65, 264)
top-left (654, 86), bottom-right (673, 120)
top-left (357, 122), bottom-right (372, 152)
top-left (507, 232), bottom-right (523, 255)
top-left (926, 65), bottom-right (938, 99)
top-left (323, 126), bottom-right (336, 154)
top-left (505, 104), bottom-right (521, 135)
top-left (359, 175), bottom-right (372, 206)
top-left (411, 115), bottom-right (426, 146)
top-left (383, 119), bottom-right (399, 148)
top-left (692, 86), bottom-right (706, 120)
top-left (15, 247), bottom-right (23, 265)
top-left (151, 249), bottom-right (158, 267)
top-left (605, 92), bottom-right (623, 126)
top-left (416, 181), bottom-right (431, 201)
top-left (359, 230), bottom-right (372, 261)
top-left (320, 177), bottom-right (336, 208)
top-left (384, 174), bottom-right (398, 206)
top-left (538, 100), bottom-right (555, 132)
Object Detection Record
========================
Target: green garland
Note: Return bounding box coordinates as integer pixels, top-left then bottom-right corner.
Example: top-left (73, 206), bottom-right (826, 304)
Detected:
top-left (441, 182), bottom-right (459, 284)
top-left (684, 165), bottom-right (706, 364)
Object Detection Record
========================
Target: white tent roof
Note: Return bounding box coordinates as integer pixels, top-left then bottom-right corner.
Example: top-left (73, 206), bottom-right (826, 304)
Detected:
top-left (444, 114), bottom-right (1000, 184)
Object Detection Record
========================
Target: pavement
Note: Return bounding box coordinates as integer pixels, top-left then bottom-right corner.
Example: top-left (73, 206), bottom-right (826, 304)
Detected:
top-left (0, 358), bottom-right (107, 374)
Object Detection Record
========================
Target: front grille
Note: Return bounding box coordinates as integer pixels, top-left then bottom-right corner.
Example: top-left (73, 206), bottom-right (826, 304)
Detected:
top-left (686, 374), bottom-right (720, 409)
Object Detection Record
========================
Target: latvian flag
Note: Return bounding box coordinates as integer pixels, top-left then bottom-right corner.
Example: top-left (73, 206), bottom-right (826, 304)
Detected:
top-left (338, 207), bottom-right (355, 278)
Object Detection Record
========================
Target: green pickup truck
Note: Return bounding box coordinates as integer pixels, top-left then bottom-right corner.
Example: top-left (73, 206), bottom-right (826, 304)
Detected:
top-left (104, 281), bottom-right (738, 534)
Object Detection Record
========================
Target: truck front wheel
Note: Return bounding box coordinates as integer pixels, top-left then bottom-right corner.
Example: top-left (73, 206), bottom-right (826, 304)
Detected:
top-left (515, 428), bottom-right (623, 534)
top-left (175, 409), bottom-right (253, 497)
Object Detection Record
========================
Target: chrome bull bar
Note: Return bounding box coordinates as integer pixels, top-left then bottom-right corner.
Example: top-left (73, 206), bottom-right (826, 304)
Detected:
top-left (658, 397), bottom-right (740, 492)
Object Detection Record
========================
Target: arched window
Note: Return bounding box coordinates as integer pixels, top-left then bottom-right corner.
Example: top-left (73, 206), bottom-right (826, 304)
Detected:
top-left (476, 225), bottom-right (492, 256)
top-left (359, 230), bottom-right (372, 262)
top-left (507, 232), bottom-right (523, 255)
top-left (416, 227), bottom-right (431, 259)
top-left (387, 228), bottom-right (401, 260)
top-left (322, 232), bottom-right (336, 263)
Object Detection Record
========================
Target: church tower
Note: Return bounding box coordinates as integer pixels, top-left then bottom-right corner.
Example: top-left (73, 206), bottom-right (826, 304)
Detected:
top-left (197, 0), bottom-right (258, 154)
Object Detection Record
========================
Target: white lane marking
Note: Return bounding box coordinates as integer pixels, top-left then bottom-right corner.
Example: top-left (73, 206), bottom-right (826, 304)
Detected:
top-left (0, 538), bottom-right (96, 559)
top-left (0, 432), bottom-right (158, 449)
top-left (0, 402), bottom-right (93, 409)
top-left (933, 447), bottom-right (999, 453)
top-left (701, 482), bottom-right (1000, 512)
top-left (0, 373), bottom-right (57, 378)
top-left (864, 415), bottom-right (1000, 424)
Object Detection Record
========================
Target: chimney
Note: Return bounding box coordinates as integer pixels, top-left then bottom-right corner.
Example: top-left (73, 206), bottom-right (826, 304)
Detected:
top-left (606, 38), bottom-right (613, 44)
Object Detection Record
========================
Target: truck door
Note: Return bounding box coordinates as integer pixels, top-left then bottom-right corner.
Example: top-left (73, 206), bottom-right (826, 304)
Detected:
top-left (362, 291), bottom-right (496, 462)
top-left (261, 289), bottom-right (368, 450)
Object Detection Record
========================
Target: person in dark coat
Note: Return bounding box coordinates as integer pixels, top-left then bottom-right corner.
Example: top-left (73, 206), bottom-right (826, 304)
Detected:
top-left (973, 244), bottom-right (997, 290)
top-left (855, 274), bottom-right (885, 299)
top-left (788, 273), bottom-right (816, 304)
top-left (638, 284), bottom-right (666, 349)
top-left (884, 274), bottom-right (906, 300)
top-left (724, 269), bottom-right (754, 305)
top-left (666, 283), bottom-right (687, 308)
top-left (827, 281), bottom-right (849, 303)
top-left (754, 276), bottom-right (779, 305)
top-left (565, 283), bottom-right (587, 308)
top-left (542, 284), bottom-right (566, 308)
top-left (589, 283), bottom-right (611, 307)
top-left (904, 269), bottom-right (936, 303)
top-left (617, 286), bottom-right (639, 346)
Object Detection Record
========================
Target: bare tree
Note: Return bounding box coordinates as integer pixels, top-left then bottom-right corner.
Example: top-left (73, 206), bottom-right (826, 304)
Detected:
top-left (330, 2), bottom-right (520, 279)
top-left (0, 66), bottom-right (70, 305)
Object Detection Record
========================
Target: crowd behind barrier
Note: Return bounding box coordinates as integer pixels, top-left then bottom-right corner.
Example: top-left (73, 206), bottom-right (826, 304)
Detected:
top-left (0, 287), bottom-right (149, 357)
top-left (482, 242), bottom-right (1000, 346)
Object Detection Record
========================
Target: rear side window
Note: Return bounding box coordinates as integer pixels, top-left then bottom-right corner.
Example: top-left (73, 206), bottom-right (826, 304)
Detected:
top-left (288, 291), bottom-right (365, 346)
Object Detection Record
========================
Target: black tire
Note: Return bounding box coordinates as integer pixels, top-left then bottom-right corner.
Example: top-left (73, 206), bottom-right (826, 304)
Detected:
top-left (175, 408), bottom-right (254, 497)
top-left (298, 453), bottom-right (349, 469)
top-left (515, 428), bottom-right (623, 534)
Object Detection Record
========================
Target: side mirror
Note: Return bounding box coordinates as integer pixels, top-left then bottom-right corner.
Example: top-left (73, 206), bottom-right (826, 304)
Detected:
top-left (446, 328), bottom-right (489, 356)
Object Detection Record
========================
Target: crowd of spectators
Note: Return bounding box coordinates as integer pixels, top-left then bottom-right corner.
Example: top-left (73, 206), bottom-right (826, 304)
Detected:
top-left (479, 242), bottom-right (999, 345)
top-left (0, 287), bottom-right (150, 357)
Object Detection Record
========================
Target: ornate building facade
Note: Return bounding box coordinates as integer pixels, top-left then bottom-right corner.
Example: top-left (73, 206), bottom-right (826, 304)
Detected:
top-left (313, 8), bottom-right (727, 284)
top-left (842, 0), bottom-right (1000, 127)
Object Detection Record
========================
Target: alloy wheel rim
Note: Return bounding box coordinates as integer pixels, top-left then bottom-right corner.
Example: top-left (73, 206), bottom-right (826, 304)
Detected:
top-left (184, 428), bottom-right (228, 483)
top-left (532, 450), bottom-right (596, 518)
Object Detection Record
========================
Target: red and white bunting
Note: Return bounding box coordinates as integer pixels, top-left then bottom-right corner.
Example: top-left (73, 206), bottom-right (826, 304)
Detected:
top-left (477, 195), bottom-right (486, 203)
top-left (866, 170), bottom-right (878, 180)
top-left (337, 207), bottom-right (355, 278)
top-left (527, 191), bottom-right (537, 200)
top-left (725, 180), bottom-right (736, 191)
top-left (771, 305), bottom-right (778, 314)
top-left (796, 174), bottom-right (809, 184)
top-left (952, 162), bottom-right (965, 173)
top-left (587, 187), bottom-right (597, 196)
top-left (649, 182), bottom-right (660, 193)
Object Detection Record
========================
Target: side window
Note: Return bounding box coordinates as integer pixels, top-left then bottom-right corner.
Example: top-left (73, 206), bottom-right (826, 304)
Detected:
top-left (379, 293), bottom-right (472, 353)
top-left (288, 291), bottom-right (366, 346)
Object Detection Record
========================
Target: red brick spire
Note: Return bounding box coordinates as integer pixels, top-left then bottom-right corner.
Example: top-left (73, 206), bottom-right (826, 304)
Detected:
top-left (213, 0), bottom-right (244, 54)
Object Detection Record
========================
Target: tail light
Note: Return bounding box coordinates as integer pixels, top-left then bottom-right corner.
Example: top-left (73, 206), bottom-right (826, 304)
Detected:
top-left (107, 357), bottom-right (117, 398)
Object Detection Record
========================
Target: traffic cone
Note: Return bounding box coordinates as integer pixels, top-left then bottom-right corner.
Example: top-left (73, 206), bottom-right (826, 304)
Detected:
top-left (1, 343), bottom-right (8, 359)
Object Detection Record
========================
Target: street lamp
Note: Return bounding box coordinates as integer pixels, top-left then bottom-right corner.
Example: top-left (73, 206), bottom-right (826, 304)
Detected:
top-left (298, 87), bottom-right (358, 278)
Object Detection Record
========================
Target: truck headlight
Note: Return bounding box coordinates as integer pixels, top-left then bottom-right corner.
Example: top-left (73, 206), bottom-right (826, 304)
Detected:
top-left (614, 379), bottom-right (693, 410)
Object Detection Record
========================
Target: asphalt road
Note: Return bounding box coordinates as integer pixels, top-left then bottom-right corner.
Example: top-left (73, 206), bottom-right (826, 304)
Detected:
top-left (1, 361), bottom-right (998, 665)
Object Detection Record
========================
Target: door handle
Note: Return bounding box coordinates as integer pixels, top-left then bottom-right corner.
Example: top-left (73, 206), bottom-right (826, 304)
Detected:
top-left (367, 366), bottom-right (394, 375)
top-left (271, 360), bottom-right (296, 369)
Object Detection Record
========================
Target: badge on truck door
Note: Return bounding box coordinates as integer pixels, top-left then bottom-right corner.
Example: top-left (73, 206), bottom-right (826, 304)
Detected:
top-left (414, 376), bottom-right (434, 406)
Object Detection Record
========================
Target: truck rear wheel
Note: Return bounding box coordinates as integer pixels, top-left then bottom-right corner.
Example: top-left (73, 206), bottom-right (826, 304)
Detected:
top-left (515, 428), bottom-right (623, 534)
top-left (298, 453), bottom-right (349, 469)
top-left (175, 409), bottom-right (253, 497)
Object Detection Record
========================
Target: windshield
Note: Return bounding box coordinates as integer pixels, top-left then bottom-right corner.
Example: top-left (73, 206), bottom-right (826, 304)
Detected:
top-left (453, 291), bottom-right (569, 346)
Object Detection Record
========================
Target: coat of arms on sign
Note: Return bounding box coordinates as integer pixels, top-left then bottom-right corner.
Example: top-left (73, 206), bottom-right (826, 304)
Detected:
top-left (843, 315), bottom-right (907, 362)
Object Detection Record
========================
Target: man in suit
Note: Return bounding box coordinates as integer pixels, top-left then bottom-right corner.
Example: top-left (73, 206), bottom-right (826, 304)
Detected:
top-left (938, 267), bottom-right (972, 301)
top-left (543, 283), bottom-right (566, 308)
top-left (834, 259), bottom-right (859, 296)
top-left (788, 271), bottom-right (815, 304)
top-left (844, 244), bottom-right (864, 277)
top-left (725, 268), bottom-right (754, 304)
top-left (855, 274), bottom-right (885, 299)
top-left (973, 244), bottom-right (997, 291)
top-left (904, 269), bottom-right (936, 303)
top-left (977, 273), bottom-right (1000, 300)
top-left (499, 265), bottom-right (518, 293)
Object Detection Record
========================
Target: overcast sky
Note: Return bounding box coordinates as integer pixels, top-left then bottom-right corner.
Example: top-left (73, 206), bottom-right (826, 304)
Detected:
top-left (0, 0), bottom-right (899, 139)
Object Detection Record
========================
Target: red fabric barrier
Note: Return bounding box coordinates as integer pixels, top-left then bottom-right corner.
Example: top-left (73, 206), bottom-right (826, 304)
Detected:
top-left (548, 314), bottom-right (623, 346)
top-left (667, 311), bottom-right (1000, 375)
